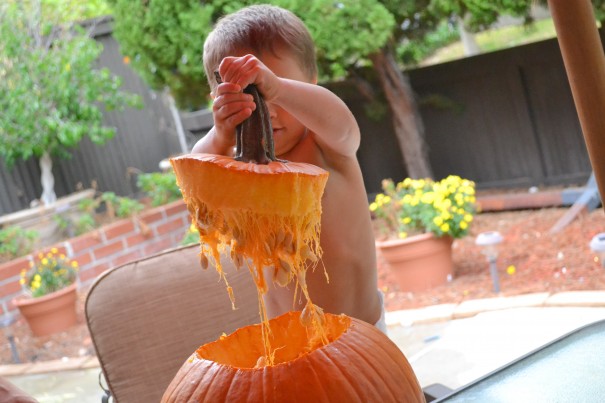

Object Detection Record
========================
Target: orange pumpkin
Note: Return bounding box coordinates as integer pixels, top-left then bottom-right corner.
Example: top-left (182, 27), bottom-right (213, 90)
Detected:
top-left (161, 311), bottom-right (425, 403)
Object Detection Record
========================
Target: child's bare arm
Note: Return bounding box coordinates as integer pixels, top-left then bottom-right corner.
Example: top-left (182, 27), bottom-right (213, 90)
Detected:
top-left (218, 55), bottom-right (360, 158)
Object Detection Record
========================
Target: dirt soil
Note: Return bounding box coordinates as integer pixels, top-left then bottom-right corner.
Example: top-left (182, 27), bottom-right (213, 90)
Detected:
top-left (1, 206), bottom-right (604, 365)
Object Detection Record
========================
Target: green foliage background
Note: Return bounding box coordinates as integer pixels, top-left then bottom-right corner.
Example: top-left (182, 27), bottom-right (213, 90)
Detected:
top-left (106, 0), bottom-right (548, 111)
top-left (0, 1), bottom-right (141, 167)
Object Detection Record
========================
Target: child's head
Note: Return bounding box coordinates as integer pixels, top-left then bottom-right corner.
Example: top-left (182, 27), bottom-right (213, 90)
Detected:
top-left (203, 5), bottom-right (317, 92)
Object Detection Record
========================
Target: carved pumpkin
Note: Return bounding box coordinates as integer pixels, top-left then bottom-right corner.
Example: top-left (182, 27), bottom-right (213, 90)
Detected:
top-left (161, 311), bottom-right (425, 402)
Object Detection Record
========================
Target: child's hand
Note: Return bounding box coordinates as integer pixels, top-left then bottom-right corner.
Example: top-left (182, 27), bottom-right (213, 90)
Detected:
top-left (211, 80), bottom-right (256, 141)
top-left (218, 54), bottom-right (280, 101)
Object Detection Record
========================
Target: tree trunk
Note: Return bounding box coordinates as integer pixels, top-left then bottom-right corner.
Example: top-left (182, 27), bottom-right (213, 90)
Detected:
top-left (40, 151), bottom-right (57, 206)
top-left (370, 48), bottom-right (433, 179)
top-left (457, 16), bottom-right (480, 56)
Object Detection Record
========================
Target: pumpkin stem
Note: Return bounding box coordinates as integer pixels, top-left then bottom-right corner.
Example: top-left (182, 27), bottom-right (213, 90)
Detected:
top-left (214, 72), bottom-right (277, 164)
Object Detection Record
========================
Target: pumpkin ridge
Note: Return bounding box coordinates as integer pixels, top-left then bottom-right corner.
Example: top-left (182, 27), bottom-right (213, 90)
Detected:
top-left (313, 341), bottom-right (368, 402)
top-left (165, 355), bottom-right (203, 401)
top-left (184, 359), bottom-right (219, 402)
top-left (335, 332), bottom-right (398, 402)
top-left (350, 322), bottom-right (423, 401)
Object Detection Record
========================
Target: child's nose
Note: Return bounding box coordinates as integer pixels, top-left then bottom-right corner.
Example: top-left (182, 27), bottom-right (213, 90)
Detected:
top-left (266, 102), bottom-right (278, 119)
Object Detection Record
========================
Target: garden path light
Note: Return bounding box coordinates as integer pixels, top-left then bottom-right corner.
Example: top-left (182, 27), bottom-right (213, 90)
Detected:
top-left (475, 231), bottom-right (504, 293)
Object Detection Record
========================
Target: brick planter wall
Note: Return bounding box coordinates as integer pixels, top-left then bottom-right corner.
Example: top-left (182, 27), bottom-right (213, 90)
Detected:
top-left (0, 200), bottom-right (192, 318)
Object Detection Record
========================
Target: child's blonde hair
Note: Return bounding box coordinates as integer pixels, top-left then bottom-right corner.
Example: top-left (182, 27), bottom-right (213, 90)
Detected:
top-left (203, 5), bottom-right (317, 92)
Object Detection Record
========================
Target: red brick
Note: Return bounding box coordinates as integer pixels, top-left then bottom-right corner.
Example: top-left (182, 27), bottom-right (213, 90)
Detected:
top-left (139, 210), bottom-right (164, 225)
top-left (163, 200), bottom-right (187, 217)
top-left (125, 233), bottom-right (151, 247)
top-left (112, 250), bottom-right (143, 267)
top-left (0, 280), bottom-right (23, 297)
top-left (69, 232), bottom-right (103, 254)
top-left (0, 256), bottom-right (31, 282)
top-left (156, 217), bottom-right (187, 236)
top-left (143, 238), bottom-right (174, 256)
top-left (93, 264), bottom-right (110, 278)
top-left (93, 240), bottom-right (125, 260)
top-left (6, 299), bottom-right (18, 312)
top-left (80, 262), bottom-right (110, 283)
top-left (71, 251), bottom-right (93, 268)
top-left (79, 268), bottom-right (96, 283)
top-left (103, 220), bottom-right (135, 240)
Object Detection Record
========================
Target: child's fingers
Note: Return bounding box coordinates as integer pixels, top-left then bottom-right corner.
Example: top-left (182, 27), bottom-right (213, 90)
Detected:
top-left (213, 95), bottom-right (256, 129)
top-left (214, 82), bottom-right (242, 96)
top-left (214, 105), bottom-right (254, 131)
top-left (219, 54), bottom-right (260, 87)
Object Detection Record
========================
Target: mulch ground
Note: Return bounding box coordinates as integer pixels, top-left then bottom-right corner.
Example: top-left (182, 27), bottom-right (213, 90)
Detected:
top-left (1, 204), bottom-right (604, 365)
top-left (380, 207), bottom-right (605, 311)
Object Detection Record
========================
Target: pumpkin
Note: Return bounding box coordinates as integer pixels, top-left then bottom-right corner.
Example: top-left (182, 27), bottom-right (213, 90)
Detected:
top-left (171, 83), bottom-right (330, 362)
top-left (161, 311), bottom-right (425, 403)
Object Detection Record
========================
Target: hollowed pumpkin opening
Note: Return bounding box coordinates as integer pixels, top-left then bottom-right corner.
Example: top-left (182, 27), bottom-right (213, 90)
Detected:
top-left (196, 311), bottom-right (351, 369)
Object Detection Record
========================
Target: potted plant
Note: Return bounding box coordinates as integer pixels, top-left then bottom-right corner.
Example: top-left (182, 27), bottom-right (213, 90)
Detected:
top-left (370, 175), bottom-right (476, 292)
top-left (13, 248), bottom-right (80, 337)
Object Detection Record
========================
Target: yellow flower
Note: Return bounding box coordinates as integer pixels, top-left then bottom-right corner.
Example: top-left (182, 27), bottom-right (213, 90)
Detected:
top-left (60, 254), bottom-right (66, 259)
top-left (71, 261), bottom-right (79, 268)
top-left (398, 232), bottom-right (407, 239)
top-left (402, 217), bottom-right (411, 224)
top-left (369, 202), bottom-right (378, 212)
top-left (440, 223), bottom-right (450, 232)
top-left (433, 216), bottom-right (443, 226)
top-left (421, 192), bottom-right (435, 204)
top-left (51, 247), bottom-right (58, 254)
top-left (460, 221), bottom-right (468, 230)
top-left (41, 258), bottom-right (48, 265)
top-left (464, 214), bottom-right (474, 222)
top-left (19, 278), bottom-right (26, 285)
top-left (34, 274), bottom-right (41, 282)
top-left (507, 265), bottom-right (516, 275)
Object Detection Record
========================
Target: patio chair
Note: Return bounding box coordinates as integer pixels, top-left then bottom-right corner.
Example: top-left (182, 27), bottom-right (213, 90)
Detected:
top-left (85, 244), bottom-right (259, 403)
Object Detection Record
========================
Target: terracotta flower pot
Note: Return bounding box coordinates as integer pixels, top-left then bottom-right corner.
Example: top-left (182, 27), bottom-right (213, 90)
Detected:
top-left (13, 283), bottom-right (78, 337)
top-left (376, 233), bottom-right (454, 293)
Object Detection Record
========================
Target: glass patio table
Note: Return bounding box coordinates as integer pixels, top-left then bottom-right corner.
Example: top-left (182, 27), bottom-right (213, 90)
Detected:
top-left (434, 318), bottom-right (605, 402)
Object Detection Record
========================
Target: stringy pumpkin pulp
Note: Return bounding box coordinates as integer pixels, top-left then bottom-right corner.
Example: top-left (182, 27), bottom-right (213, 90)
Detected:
top-left (171, 153), bottom-right (329, 364)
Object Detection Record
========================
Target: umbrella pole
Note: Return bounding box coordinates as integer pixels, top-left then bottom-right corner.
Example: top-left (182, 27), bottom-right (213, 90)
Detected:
top-left (548, 0), bottom-right (605, 211)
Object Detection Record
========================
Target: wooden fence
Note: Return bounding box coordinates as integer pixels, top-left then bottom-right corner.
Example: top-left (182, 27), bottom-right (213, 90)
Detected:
top-left (0, 19), bottom-right (595, 215)
top-left (344, 36), bottom-right (592, 194)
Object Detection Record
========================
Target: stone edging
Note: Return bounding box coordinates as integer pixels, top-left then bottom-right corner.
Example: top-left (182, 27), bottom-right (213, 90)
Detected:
top-left (385, 291), bottom-right (605, 327)
top-left (3, 291), bottom-right (605, 378)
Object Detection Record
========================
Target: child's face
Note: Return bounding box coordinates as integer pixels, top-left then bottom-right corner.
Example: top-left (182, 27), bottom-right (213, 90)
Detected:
top-left (234, 47), bottom-right (316, 157)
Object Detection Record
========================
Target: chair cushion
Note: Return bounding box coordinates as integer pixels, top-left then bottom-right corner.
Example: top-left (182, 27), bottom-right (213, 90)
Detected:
top-left (85, 244), bottom-right (259, 403)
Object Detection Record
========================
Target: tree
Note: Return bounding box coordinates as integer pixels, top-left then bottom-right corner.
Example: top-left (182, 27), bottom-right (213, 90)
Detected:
top-left (106, 0), bottom-right (542, 179)
top-left (0, 1), bottom-right (140, 206)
